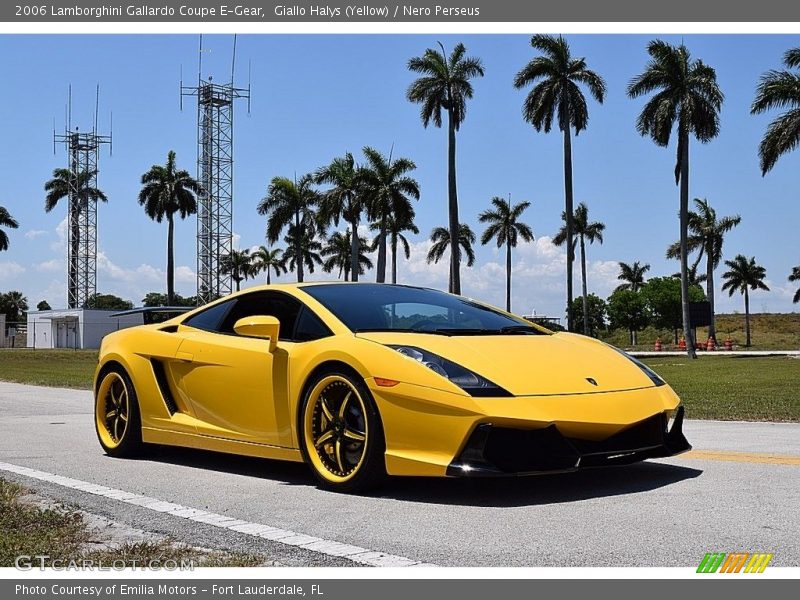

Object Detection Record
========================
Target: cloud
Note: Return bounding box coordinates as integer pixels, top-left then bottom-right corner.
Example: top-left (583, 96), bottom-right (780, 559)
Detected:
top-left (175, 266), bottom-right (196, 284)
top-left (36, 259), bottom-right (62, 273)
top-left (24, 229), bottom-right (48, 240)
top-left (49, 217), bottom-right (68, 253)
top-left (389, 235), bottom-right (623, 319)
top-left (0, 261), bottom-right (25, 284)
top-left (92, 251), bottom-right (196, 303)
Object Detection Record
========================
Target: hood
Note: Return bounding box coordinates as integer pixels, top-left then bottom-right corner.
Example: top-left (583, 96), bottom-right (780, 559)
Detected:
top-left (356, 331), bottom-right (655, 396)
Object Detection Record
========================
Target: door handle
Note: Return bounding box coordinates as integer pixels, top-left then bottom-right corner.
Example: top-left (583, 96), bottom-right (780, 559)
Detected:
top-left (176, 351), bottom-right (194, 363)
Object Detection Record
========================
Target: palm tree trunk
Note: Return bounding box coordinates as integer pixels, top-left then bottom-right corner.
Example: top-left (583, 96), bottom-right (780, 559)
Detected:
top-left (562, 126), bottom-right (575, 331)
top-left (506, 242), bottom-right (512, 312)
top-left (678, 131), bottom-right (697, 359)
top-left (350, 216), bottom-right (359, 282)
top-left (166, 213), bottom-right (175, 305)
top-left (391, 235), bottom-right (398, 284)
top-left (580, 235), bottom-right (589, 335)
top-left (376, 224), bottom-right (387, 283)
top-left (295, 211), bottom-right (304, 283)
top-left (447, 108), bottom-right (461, 295)
top-left (706, 249), bottom-right (716, 342)
top-left (267, 268), bottom-right (271, 285)
top-left (744, 287), bottom-right (751, 347)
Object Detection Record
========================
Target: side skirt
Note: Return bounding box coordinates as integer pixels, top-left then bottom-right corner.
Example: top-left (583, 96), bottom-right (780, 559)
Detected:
top-left (142, 427), bottom-right (304, 463)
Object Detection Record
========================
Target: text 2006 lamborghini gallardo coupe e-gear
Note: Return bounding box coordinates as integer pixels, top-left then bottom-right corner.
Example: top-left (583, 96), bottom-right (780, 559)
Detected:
top-left (94, 283), bottom-right (690, 492)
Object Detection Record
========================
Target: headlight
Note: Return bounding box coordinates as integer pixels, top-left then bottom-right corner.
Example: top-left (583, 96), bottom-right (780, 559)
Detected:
top-left (389, 345), bottom-right (511, 397)
top-left (609, 345), bottom-right (665, 386)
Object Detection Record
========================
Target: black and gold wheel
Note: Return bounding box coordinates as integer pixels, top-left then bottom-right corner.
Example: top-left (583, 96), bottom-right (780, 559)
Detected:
top-left (300, 370), bottom-right (385, 493)
top-left (94, 366), bottom-right (142, 457)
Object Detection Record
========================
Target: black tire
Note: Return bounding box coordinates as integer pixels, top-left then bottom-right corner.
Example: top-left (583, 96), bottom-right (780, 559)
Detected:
top-left (94, 365), bottom-right (144, 458)
top-left (298, 369), bottom-right (386, 493)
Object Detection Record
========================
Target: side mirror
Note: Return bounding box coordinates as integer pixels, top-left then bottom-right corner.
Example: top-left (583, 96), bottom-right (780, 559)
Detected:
top-left (233, 315), bottom-right (280, 351)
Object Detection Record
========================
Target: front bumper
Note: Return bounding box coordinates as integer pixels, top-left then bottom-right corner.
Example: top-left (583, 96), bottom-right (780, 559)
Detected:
top-left (446, 406), bottom-right (691, 477)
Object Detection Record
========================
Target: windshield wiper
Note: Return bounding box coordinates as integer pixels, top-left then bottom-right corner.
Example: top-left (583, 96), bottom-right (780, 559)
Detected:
top-left (353, 327), bottom-right (453, 335)
top-left (429, 327), bottom-right (492, 335)
top-left (499, 325), bottom-right (541, 335)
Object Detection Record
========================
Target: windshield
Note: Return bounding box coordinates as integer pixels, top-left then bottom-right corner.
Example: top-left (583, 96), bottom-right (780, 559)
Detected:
top-left (302, 284), bottom-right (547, 335)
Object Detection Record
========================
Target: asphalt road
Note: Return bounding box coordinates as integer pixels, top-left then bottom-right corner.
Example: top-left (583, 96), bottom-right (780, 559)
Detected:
top-left (1, 381), bottom-right (798, 567)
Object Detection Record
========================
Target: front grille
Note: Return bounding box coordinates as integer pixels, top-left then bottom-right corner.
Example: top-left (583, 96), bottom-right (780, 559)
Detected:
top-left (447, 407), bottom-right (690, 477)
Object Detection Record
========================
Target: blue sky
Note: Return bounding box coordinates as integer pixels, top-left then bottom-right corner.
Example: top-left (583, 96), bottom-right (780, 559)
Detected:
top-left (1, 34), bottom-right (798, 317)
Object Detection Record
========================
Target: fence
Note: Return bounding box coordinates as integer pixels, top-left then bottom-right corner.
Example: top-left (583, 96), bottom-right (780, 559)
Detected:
top-left (1, 321), bottom-right (28, 349)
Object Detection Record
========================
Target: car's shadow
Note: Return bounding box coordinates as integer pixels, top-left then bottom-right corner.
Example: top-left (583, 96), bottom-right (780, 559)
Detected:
top-left (139, 445), bottom-right (702, 508)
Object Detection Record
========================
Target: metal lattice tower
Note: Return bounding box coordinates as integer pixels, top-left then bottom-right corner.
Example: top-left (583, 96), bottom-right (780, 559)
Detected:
top-left (181, 36), bottom-right (250, 304)
top-left (53, 86), bottom-right (112, 309)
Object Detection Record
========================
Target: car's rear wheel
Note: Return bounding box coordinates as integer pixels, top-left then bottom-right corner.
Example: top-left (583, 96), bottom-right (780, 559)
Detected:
top-left (95, 366), bottom-right (143, 457)
top-left (299, 371), bottom-right (385, 493)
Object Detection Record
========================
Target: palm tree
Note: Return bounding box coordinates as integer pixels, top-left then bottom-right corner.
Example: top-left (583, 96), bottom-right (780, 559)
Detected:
top-left (257, 175), bottom-right (319, 283)
top-left (44, 168), bottom-right (107, 304)
top-left (751, 48), bottom-right (800, 175)
top-left (427, 224), bottom-right (476, 272)
top-left (514, 35), bottom-right (606, 331)
top-left (0, 206), bottom-right (19, 251)
top-left (360, 147), bottom-right (420, 283)
top-left (220, 249), bottom-right (253, 292)
top-left (137, 151), bottom-right (201, 305)
top-left (721, 255), bottom-right (769, 347)
top-left (251, 246), bottom-right (286, 285)
top-left (407, 42), bottom-right (484, 295)
top-left (789, 266), bottom-right (800, 304)
top-left (553, 202), bottom-right (605, 334)
top-left (1, 291), bottom-right (28, 322)
top-left (370, 212), bottom-right (419, 284)
top-left (315, 152), bottom-right (368, 281)
top-left (628, 40), bottom-right (723, 358)
top-left (666, 198), bottom-right (740, 341)
top-left (322, 230), bottom-right (373, 281)
top-left (672, 264), bottom-right (708, 287)
top-left (282, 224), bottom-right (322, 277)
top-left (478, 196), bottom-right (534, 312)
top-left (615, 261), bottom-right (650, 293)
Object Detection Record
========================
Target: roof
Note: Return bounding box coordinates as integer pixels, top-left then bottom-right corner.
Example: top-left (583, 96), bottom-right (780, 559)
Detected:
top-left (108, 307), bottom-right (193, 318)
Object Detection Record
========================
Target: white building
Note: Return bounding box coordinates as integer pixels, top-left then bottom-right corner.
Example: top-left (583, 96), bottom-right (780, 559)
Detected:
top-left (26, 309), bottom-right (143, 350)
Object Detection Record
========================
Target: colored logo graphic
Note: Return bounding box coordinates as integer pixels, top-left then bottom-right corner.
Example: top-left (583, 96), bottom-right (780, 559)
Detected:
top-left (697, 552), bottom-right (773, 573)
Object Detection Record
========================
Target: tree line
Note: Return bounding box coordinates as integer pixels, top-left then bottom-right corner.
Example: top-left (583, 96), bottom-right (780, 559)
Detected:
top-left (2, 36), bottom-right (800, 357)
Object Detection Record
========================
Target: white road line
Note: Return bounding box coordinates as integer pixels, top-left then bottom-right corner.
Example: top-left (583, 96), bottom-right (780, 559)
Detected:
top-left (0, 461), bottom-right (432, 568)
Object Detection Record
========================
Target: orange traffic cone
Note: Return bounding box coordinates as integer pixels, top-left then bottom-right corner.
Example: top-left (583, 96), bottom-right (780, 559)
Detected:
top-left (724, 337), bottom-right (733, 351)
top-left (655, 337), bottom-right (663, 352)
top-left (678, 337), bottom-right (686, 351)
top-left (706, 336), bottom-right (716, 351)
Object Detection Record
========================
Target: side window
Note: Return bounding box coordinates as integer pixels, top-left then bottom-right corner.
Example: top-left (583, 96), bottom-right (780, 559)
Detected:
top-left (294, 307), bottom-right (332, 342)
top-left (182, 300), bottom-right (235, 332)
top-left (219, 291), bottom-right (302, 339)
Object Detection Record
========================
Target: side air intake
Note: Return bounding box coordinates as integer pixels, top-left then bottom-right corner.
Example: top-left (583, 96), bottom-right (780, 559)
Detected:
top-left (150, 359), bottom-right (179, 414)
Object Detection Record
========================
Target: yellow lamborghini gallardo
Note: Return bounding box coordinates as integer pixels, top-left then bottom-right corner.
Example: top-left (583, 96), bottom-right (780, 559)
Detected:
top-left (94, 283), bottom-right (690, 492)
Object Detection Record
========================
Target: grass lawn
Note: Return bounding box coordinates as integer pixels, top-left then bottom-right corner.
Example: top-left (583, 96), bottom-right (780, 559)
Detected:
top-left (0, 350), bottom-right (97, 388)
top-left (0, 350), bottom-right (798, 422)
top-left (642, 356), bottom-right (800, 422)
top-left (601, 312), bottom-right (800, 351)
top-left (0, 479), bottom-right (261, 567)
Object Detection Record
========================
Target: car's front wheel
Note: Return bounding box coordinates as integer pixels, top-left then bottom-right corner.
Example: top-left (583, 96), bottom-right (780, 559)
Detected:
top-left (94, 366), bottom-right (143, 457)
top-left (299, 370), bottom-right (386, 493)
